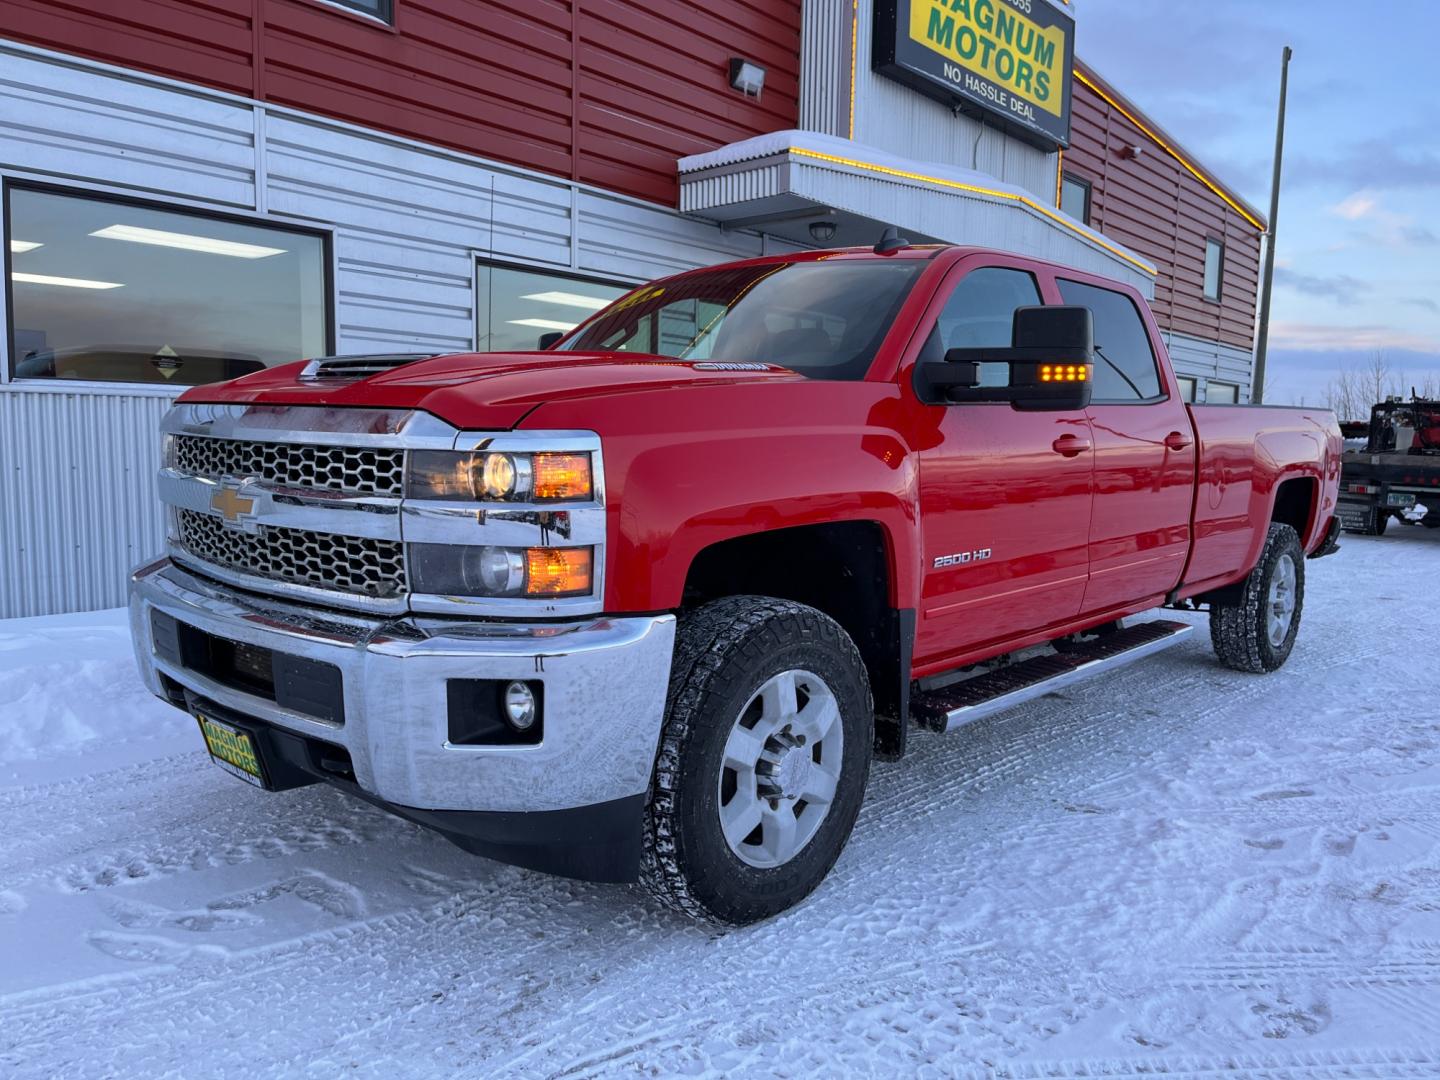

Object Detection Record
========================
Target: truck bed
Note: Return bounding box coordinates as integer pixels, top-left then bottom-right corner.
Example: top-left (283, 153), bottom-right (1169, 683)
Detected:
top-left (1180, 403), bottom-right (1342, 596)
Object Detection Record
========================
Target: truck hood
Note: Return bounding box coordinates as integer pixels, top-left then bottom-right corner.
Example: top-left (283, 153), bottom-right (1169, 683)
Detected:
top-left (177, 351), bottom-right (803, 430)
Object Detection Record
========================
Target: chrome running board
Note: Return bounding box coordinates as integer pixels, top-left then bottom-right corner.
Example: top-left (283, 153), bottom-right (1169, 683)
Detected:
top-left (911, 620), bottom-right (1194, 734)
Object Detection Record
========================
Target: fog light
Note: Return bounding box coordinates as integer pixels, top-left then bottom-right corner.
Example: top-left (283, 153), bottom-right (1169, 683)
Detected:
top-left (503, 681), bottom-right (537, 731)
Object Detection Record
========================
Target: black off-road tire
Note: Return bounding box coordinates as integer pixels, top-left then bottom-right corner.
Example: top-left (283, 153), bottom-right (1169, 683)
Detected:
top-left (640, 596), bottom-right (873, 925)
top-left (1210, 522), bottom-right (1305, 673)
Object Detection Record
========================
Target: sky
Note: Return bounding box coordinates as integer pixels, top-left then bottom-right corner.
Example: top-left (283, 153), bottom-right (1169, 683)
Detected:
top-left (1072, 0), bottom-right (1440, 409)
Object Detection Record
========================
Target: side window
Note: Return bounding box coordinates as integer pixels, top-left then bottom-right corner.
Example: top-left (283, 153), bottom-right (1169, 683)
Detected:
top-left (931, 267), bottom-right (1042, 387)
top-left (1056, 278), bottom-right (1163, 403)
top-left (1060, 174), bottom-right (1092, 225)
top-left (1204, 238), bottom-right (1225, 301)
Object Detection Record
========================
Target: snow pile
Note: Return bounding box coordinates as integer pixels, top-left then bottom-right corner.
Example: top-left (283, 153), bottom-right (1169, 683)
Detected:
top-left (0, 609), bottom-right (192, 787)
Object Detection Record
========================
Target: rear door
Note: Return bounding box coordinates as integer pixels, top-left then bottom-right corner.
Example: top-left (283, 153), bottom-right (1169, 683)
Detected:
top-left (1053, 277), bottom-right (1197, 614)
top-left (909, 260), bottom-right (1095, 668)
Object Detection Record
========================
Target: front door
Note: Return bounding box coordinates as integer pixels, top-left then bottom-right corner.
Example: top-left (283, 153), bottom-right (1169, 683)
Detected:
top-left (909, 263), bottom-right (1095, 670)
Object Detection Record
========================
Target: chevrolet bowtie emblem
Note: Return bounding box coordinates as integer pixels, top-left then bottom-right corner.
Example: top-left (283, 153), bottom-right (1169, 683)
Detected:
top-left (211, 485), bottom-right (255, 523)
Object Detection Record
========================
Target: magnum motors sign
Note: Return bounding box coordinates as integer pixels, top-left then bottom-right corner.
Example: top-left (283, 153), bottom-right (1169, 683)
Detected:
top-left (873, 0), bottom-right (1075, 149)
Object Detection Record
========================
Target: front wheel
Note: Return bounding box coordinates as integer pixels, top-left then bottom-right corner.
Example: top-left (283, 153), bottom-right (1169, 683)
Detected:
top-left (641, 596), bottom-right (873, 925)
top-left (1210, 522), bottom-right (1305, 673)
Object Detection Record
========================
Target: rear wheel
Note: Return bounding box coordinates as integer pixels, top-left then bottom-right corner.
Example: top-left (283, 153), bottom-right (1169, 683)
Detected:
top-left (641, 596), bottom-right (873, 925)
top-left (1210, 522), bottom-right (1305, 673)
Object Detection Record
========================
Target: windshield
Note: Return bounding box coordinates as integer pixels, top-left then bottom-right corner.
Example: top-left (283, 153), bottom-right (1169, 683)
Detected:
top-left (558, 259), bottom-right (924, 380)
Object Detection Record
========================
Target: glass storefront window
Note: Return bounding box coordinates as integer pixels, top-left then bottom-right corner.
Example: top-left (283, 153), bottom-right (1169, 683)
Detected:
top-left (476, 263), bottom-right (628, 353)
top-left (6, 187), bottom-right (329, 386)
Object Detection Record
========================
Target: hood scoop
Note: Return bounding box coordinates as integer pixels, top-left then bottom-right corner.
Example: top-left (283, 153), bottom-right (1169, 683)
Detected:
top-left (298, 353), bottom-right (441, 382)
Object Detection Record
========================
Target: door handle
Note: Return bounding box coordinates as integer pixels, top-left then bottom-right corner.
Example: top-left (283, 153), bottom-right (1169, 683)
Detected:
top-left (1164, 431), bottom-right (1194, 452)
top-left (1051, 434), bottom-right (1092, 457)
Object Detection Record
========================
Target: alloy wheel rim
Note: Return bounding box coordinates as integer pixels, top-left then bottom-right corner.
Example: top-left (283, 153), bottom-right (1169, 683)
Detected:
top-left (1267, 553), bottom-right (1297, 646)
top-left (717, 669), bottom-right (843, 869)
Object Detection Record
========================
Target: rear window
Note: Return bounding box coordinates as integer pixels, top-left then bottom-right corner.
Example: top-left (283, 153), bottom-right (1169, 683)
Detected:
top-left (560, 260), bottom-right (924, 381)
top-left (1057, 278), bottom-right (1163, 403)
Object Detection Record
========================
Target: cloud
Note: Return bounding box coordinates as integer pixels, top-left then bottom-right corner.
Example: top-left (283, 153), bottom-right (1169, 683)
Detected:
top-left (1330, 192), bottom-right (1376, 220)
top-left (1273, 269), bottom-right (1368, 306)
top-left (1267, 322), bottom-right (1440, 353)
top-left (1323, 192), bottom-right (1437, 249)
top-left (1404, 297), bottom-right (1440, 314)
top-left (1289, 139), bottom-right (1440, 192)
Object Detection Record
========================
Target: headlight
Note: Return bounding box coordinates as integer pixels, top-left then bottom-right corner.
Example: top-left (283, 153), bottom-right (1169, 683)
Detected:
top-left (410, 544), bottom-right (594, 597)
top-left (407, 451), bottom-right (592, 502)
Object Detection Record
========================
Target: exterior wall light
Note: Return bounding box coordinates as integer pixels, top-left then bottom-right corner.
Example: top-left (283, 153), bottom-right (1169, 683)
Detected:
top-left (1120, 144), bottom-right (1145, 160)
top-left (729, 58), bottom-right (766, 99)
top-left (808, 220), bottom-right (837, 243)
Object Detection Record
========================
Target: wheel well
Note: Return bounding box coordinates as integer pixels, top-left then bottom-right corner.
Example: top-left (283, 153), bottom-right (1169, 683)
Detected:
top-left (1271, 476), bottom-right (1318, 537)
top-left (682, 522), bottom-right (912, 759)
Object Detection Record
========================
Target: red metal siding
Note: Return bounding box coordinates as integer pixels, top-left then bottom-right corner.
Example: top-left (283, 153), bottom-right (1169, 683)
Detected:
top-left (1064, 75), bottom-right (1262, 351)
top-left (0, 0), bottom-right (800, 206)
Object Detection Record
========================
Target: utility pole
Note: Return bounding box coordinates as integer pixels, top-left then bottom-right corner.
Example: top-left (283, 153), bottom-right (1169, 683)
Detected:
top-left (1253, 45), bottom-right (1293, 404)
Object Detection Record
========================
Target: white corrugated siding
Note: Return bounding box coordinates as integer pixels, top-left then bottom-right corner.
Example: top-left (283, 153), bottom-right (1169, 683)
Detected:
top-left (0, 40), bottom-right (777, 617)
top-left (800, 0), bottom-right (1060, 202)
top-left (0, 387), bottom-right (174, 618)
top-left (1163, 331), bottom-right (1255, 402)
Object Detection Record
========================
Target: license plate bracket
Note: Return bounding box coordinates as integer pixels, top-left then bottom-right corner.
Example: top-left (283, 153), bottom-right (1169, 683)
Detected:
top-left (195, 712), bottom-right (271, 789)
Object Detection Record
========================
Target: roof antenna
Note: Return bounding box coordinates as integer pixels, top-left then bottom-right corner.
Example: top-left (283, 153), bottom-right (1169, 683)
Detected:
top-left (874, 226), bottom-right (909, 254)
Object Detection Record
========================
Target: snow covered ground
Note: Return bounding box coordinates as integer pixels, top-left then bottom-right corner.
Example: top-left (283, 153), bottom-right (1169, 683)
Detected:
top-left (1, 529), bottom-right (1438, 1078)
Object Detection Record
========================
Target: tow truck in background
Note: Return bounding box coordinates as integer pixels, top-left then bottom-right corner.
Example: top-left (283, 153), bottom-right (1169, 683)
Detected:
top-left (129, 239), bottom-right (1343, 925)
top-left (1338, 396), bottom-right (1440, 536)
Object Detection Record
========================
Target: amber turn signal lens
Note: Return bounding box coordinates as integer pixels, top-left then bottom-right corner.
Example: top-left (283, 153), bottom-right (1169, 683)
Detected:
top-left (532, 453), bottom-right (592, 500)
top-left (1039, 363), bottom-right (1089, 383)
top-left (524, 547), bottom-right (593, 596)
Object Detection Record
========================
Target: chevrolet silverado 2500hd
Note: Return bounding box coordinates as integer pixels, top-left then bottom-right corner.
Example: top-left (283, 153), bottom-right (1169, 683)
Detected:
top-left (130, 242), bottom-right (1343, 924)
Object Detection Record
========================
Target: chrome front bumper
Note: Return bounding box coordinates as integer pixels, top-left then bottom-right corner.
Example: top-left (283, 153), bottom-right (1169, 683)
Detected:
top-left (129, 558), bottom-right (676, 814)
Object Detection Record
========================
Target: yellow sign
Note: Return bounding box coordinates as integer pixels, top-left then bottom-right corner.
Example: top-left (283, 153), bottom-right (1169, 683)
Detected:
top-left (909, 0), bottom-right (1066, 117)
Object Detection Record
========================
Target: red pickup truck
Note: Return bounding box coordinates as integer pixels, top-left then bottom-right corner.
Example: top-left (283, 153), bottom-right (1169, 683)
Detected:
top-left (130, 241), bottom-right (1343, 924)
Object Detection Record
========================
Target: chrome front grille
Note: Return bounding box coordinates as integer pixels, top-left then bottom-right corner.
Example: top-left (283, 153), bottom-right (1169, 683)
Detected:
top-left (159, 404), bottom-right (605, 617)
top-left (173, 435), bottom-right (404, 497)
top-left (176, 509), bottom-right (407, 598)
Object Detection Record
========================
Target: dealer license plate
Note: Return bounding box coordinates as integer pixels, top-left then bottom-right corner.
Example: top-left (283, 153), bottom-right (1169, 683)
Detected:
top-left (195, 713), bottom-right (267, 788)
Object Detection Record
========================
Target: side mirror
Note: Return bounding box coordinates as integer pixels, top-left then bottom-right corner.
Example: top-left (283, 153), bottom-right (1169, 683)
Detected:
top-left (536, 331), bottom-right (564, 350)
top-left (917, 305), bottom-right (1095, 411)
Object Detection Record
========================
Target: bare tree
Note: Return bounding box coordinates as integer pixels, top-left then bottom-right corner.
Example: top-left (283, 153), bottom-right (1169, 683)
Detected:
top-left (1323, 364), bottom-right (1363, 421)
top-left (1364, 350), bottom-right (1399, 404)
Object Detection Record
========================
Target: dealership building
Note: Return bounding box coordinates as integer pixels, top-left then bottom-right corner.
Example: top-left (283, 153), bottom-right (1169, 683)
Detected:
top-left (0, 0), bottom-right (1265, 618)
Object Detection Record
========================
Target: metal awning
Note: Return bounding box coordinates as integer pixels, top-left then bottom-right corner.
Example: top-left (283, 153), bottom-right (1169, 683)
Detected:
top-left (679, 130), bottom-right (1156, 292)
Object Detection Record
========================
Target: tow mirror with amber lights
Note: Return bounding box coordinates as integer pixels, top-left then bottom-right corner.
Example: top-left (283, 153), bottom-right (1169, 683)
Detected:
top-left (916, 305), bottom-right (1095, 411)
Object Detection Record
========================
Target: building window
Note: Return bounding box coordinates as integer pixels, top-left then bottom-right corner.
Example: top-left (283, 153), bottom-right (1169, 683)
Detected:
top-left (476, 262), bottom-right (629, 352)
top-left (1056, 278), bottom-right (1163, 403)
top-left (1207, 381), bottom-right (1239, 404)
top-left (322, 0), bottom-right (394, 23)
top-left (1176, 375), bottom-right (1197, 402)
top-left (6, 185), bottom-right (330, 386)
top-left (1060, 174), bottom-right (1092, 225)
top-left (1204, 237), bottom-right (1224, 301)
